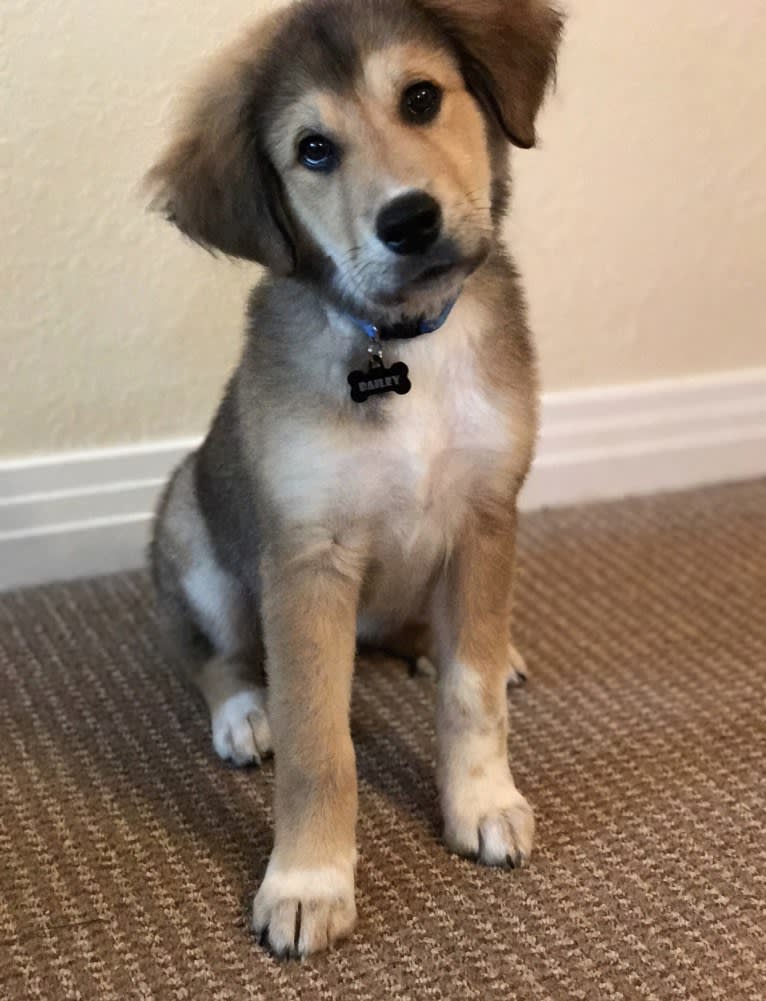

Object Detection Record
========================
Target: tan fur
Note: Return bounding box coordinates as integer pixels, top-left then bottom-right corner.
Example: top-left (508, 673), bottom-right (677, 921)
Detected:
top-left (147, 0), bottom-right (563, 959)
top-left (260, 541), bottom-right (363, 861)
top-left (145, 11), bottom-right (295, 270)
top-left (264, 42), bottom-right (494, 318)
top-left (419, 0), bottom-right (564, 148)
top-left (434, 505), bottom-right (535, 866)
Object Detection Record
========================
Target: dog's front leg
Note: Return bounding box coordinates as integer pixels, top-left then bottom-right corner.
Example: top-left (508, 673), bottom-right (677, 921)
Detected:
top-left (435, 504), bottom-right (535, 868)
top-left (252, 538), bottom-right (363, 958)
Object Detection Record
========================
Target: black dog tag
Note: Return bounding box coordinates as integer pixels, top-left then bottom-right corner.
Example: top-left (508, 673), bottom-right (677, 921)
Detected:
top-left (348, 361), bottom-right (412, 404)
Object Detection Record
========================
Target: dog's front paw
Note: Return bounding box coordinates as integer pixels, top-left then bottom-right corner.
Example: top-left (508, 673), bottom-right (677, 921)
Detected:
top-left (252, 861), bottom-right (357, 959)
top-left (211, 688), bottom-right (272, 767)
top-left (443, 774), bottom-right (534, 869)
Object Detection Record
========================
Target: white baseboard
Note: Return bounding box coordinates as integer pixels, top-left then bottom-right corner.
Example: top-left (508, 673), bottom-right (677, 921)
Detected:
top-left (0, 440), bottom-right (197, 592)
top-left (2, 370), bottom-right (765, 591)
top-left (521, 368), bottom-right (766, 510)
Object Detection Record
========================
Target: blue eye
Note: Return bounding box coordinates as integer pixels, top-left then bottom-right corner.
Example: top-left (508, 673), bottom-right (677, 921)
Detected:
top-left (298, 135), bottom-right (339, 172)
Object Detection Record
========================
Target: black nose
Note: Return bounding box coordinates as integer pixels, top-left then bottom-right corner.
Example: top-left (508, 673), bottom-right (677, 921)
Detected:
top-left (376, 191), bottom-right (443, 255)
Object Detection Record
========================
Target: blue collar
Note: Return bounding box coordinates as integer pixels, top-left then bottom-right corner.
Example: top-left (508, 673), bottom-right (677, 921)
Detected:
top-left (344, 296), bottom-right (458, 343)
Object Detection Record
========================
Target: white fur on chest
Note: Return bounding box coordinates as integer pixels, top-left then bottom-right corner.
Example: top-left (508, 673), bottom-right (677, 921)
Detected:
top-left (371, 316), bottom-right (509, 537)
top-left (264, 300), bottom-right (514, 545)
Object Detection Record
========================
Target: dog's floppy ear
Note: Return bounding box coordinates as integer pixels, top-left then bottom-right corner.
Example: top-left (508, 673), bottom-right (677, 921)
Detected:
top-left (146, 28), bottom-right (295, 273)
top-left (421, 0), bottom-right (564, 149)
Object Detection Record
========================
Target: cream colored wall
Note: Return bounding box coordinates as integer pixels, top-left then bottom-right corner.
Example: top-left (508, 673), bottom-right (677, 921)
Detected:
top-left (2, 0), bottom-right (765, 459)
top-left (510, 1), bottom-right (766, 390)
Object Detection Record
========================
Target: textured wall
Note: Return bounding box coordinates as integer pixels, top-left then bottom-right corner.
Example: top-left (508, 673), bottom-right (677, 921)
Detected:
top-left (2, 0), bottom-right (766, 458)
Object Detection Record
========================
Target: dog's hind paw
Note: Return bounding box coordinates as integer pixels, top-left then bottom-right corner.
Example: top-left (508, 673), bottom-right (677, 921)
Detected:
top-left (507, 643), bottom-right (529, 687)
top-left (211, 688), bottom-right (272, 767)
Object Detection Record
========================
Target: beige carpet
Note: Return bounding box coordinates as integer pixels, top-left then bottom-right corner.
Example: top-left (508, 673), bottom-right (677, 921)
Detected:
top-left (1, 481), bottom-right (765, 1000)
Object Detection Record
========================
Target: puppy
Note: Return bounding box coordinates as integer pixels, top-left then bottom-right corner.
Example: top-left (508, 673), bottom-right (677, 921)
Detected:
top-left (147, 0), bottom-right (563, 959)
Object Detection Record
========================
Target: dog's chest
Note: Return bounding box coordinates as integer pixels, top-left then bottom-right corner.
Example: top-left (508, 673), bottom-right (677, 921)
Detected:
top-left (263, 309), bottom-right (522, 566)
top-left (351, 343), bottom-right (518, 633)
top-left (366, 356), bottom-right (505, 525)
top-left (271, 330), bottom-right (511, 534)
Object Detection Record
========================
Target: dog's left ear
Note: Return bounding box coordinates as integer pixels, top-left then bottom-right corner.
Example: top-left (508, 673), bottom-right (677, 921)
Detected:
top-left (421, 0), bottom-right (564, 149)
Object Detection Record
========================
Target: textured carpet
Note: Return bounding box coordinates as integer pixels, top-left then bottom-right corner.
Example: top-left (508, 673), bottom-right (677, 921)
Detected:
top-left (1, 481), bottom-right (765, 1001)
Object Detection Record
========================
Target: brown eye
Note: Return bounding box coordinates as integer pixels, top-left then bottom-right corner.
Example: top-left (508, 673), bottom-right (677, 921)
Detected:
top-left (402, 81), bottom-right (443, 125)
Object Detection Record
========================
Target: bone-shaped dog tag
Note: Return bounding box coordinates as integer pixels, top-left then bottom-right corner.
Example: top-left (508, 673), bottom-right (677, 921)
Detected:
top-left (348, 361), bottom-right (412, 404)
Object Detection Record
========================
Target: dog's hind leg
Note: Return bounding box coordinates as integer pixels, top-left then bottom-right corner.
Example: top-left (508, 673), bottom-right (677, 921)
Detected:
top-left (151, 455), bottom-right (272, 767)
top-left (360, 619), bottom-right (437, 677)
top-left (194, 654), bottom-right (272, 767)
top-left (368, 620), bottom-right (528, 687)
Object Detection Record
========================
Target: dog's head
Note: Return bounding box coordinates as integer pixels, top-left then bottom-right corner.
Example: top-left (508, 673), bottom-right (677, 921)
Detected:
top-left (147, 0), bottom-right (563, 325)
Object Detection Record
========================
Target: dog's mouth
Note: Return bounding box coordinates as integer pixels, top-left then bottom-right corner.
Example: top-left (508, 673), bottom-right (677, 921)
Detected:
top-left (405, 241), bottom-right (469, 291)
top-left (369, 247), bottom-right (482, 308)
top-left (412, 261), bottom-right (457, 286)
top-left (338, 237), bottom-right (491, 321)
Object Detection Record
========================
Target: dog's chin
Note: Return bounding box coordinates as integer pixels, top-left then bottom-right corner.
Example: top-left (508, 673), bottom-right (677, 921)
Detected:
top-left (378, 273), bottom-right (460, 315)
top-left (354, 245), bottom-right (489, 323)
